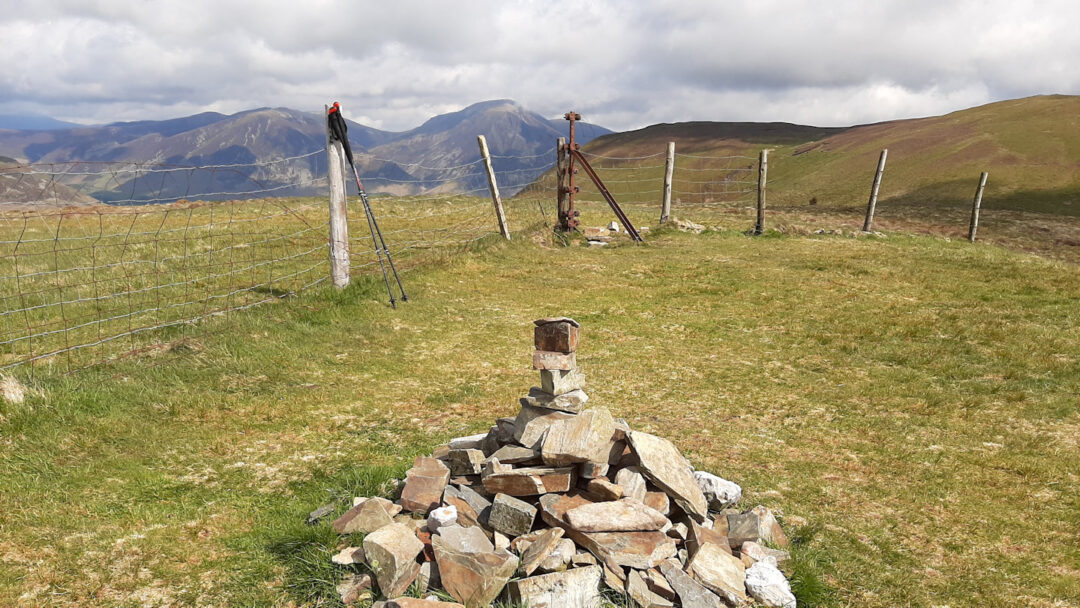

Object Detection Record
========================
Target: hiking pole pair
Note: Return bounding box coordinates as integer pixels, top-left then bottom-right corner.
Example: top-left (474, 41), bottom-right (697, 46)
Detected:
top-left (327, 102), bottom-right (407, 308)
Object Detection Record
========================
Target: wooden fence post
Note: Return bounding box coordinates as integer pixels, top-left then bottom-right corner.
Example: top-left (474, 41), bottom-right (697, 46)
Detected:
top-left (968, 171), bottom-right (989, 243)
top-left (660, 141), bottom-right (675, 224)
top-left (754, 149), bottom-right (769, 235)
top-left (477, 135), bottom-right (511, 240)
top-left (556, 137), bottom-right (568, 226)
top-left (324, 104), bottom-right (350, 288)
top-left (862, 149), bottom-right (888, 232)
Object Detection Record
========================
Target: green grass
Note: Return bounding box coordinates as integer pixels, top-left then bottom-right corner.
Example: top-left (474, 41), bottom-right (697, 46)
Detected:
top-left (0, 215), bottom-right (1077, 607)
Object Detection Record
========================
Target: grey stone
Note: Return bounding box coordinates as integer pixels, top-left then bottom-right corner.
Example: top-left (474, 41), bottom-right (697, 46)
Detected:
top-left (541, 407), bottom-right (615, 467)
top-left (363, 523), bottom-right (423, 599)
top-left (627, 569), bottom-right (674, 608)
top-left (686, 542), bottom-right (747, 606)
top-left (522, 386), bottom-right (589, 413)
top-left (628, 431), bottom-right (708, 522)
top-left (427, 505), bottom-right (457, 533)
top-left (449, 433), bottom-right (487, 450)
top-left (745, 560), bottom-right (797, 608)
top-left (495, 417), bottom-right (517, 444)
top-left (436, 524), bottom-right (494, 554)
top-left (306, 501), bottom-right (337, 525)
top-left (726, 512), bottom-right (761, 549)
top-left (487, 444), bottom-right (541, 465)
top-left (694, 471), bottom-right (743, 510)
top-left (614, 466), bottom-right (648, 502)
top-left (659, 559), bottom-right (726, 608)
top-left (447, 449), bottom-right (485, 476)
top-left (445, 484), bottom-right (492, 524)
top-left (565, 498), bottom-right (670, 533)
top-left (533, 350), bottom-right (577, 371)
top-left (488, 493), bottom-right (537, 537)
top-left (514, 405), bottom-right (576, 449)
top-left (503, 565), bottom-right (603, 608)
top-left (538, 538), bottom-right (575, 573)
top-left (541, 368), bottom-right (586, 395)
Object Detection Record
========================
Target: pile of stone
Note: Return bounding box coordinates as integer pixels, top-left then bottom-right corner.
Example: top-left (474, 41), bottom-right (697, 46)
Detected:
top-left (320, 318), bottom-right (798, 608)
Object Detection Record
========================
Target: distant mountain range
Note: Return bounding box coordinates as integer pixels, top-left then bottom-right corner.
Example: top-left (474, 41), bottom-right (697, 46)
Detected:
top-left (0, 100), bottom-right (611, 204)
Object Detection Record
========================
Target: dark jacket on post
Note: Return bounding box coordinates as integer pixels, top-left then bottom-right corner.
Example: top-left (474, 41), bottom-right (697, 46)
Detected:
top-left (327, 105), bottom-right (354, 166)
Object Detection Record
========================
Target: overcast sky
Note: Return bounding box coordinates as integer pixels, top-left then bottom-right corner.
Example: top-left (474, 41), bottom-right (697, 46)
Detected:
top-left (1, 0), bottom-right (1077, 132)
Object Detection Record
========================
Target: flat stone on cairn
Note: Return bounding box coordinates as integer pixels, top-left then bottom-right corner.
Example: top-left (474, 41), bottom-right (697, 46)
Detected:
top-left (318, 317), bottom-right (802, 607)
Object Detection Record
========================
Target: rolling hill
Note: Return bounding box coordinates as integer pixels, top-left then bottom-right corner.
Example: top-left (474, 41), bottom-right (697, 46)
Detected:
top-left (0, 100), bottom-right (610, 203)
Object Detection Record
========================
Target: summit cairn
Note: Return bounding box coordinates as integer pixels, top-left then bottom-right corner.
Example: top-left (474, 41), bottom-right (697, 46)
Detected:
top-left (319, 318), bottom-right (799, 607)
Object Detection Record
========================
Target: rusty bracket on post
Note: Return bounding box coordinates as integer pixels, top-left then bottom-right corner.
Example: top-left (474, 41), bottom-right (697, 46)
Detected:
top-left (560, 111), bottom-right (643, 242)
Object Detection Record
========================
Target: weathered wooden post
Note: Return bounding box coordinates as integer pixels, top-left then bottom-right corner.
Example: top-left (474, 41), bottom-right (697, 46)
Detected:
top-left (556, 137), bottom-right (568, 227)
top-left (324, 104), bottom-right (350, 288)
top-left (660, 141), bottom-right (675, 224)
top-left (477, 135), bottom-right (511, 240)
top-left (754, 149), bottom-right (769, 235)
top-left (968, 171), bottom-right (989, 243)
top-left (862, 149), bottom-right (888, 232)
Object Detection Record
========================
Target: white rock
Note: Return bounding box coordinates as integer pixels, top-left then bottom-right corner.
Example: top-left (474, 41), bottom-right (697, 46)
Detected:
top-left (608, 221), bottom-right (620, 233)
top-left (694, 471), bottom-right (742, 509)
top-left (745, 560), bottom-right (797, 608)
top-left (427, 505), bottom-right (458, 533)
top-left (449, 433), bottom-right (488, 450)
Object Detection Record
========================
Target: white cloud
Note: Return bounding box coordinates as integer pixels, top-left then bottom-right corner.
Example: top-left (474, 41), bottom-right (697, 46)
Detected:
top-left (0, 0), bottom-right (1077, 130)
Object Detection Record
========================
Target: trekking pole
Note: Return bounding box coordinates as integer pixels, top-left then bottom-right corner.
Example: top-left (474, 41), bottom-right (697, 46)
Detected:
top-left (347, 163), bottom-right (408, 306)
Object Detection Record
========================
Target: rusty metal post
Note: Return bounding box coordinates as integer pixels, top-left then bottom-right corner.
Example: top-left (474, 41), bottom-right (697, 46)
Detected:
top-left (561, 112), bottom-right (582, 232)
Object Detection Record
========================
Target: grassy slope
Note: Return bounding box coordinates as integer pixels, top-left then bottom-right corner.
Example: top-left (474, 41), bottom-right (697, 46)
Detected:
top-left (0, 221), bottom-right (1077, 607)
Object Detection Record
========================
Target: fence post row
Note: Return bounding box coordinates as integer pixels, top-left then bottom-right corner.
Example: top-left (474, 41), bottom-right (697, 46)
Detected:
top-left (660, 142), bottom-right (675, 224)
top-left (754, 149), bottom-right (769, 235)
top-left (969, 171), bottom-right (989, 243)
top-left (324, 104), bottom-right (350, 288)
top-left (863, 149), bottom-right (888, 232)
top-left (477, 135), bottom-right (511, 240)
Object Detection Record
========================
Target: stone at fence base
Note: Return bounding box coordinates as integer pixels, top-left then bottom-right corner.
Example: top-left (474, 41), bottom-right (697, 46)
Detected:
top-left (363, 523), bottom-right (424, 600)
top-left (686, 541), bottom-right (747, 607)
top-left (659, 559), bottom-right (726, 608)
top-left (503, 564), bottom-right (603, 608)
top-left (745, 560), bottom-right (797, 608)
top-left (628, 431), bottom-right (709, 522)
top-left (522, 387), bottom-right (589, 413)
top-left (488, 492), bottom-right (537, 537)
top-left (541, 368), bottom-right (586, 395)
top-left (400, 457), bottom-right (451, 514)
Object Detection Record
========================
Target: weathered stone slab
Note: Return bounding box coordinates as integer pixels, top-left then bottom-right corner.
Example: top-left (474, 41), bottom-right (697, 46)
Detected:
top-left (518, 527), bottom-right (564, 576)
top-left (431, 533), bottom-right (517, 608)
top-left (307, 502), bottom-right (337, 525)
top-left (437, 524), bottom-right (493, 554)
top-left (427, 505), bottom-right (457, 533)
top-left (447, 449), bottom-right (484, 476)
top-left (614, 466), bottom-right (648, 502)
top-left (644, 491), bottom-right (670, 515)
top-left (541, 368), bottom-right (586, 395)
top-left (332, 546), bottom-right (366, 566)
top-left (539, 493), bottom-right (678, 571)
top-left (744, 560), bottom-right (796, 608)
top-left (363, 523), bottom-right (424, 599)
top-left (750, 505), bottom-right (789, 548)
top-left (541, 407), bottom-right (615, 467)
top-left (514, 405), bottom-right (576, 449)
top-left (533, 350), bottom-right (577, 370)
top-left (628, 431), bottom-right (708, 522)
top-left (741, 541), bottom-right (790, 567)
top-left (533, 318), bottom-right (580, 354)
top-left (538, 538), bottom-right (575, 573)
top-left (332, 498), bottom-right (394, 535)
top-left (686, 542), bottom-right (747, 607)
top-left (644, 567), bottom-right (676, 601)
top-left (659, 559), bottom-right (726, 608)
top-left (686, 520), bottom-right (732, 560)
top-left (445, 484), bottom-right (492, 524)
top-left (449, 433), bottom-right (487, 450)
top-left (694, 471), bottom-right (742, 510)
top-left (487, 444), bottom-right (541, 465)
top-left (400, 457), bottom-right (450, 514)
top-left (572, 551), bottom-right (597, 566)
top-left (488, 493), bottom-right (537, 537)
top-left (522, 387), bottom-right (589, 413)
top-left (495, 417), bottom-right (517, 444)
top-left (627, 569), bottom-right (674, 608)
top-left (586, 478), bottom-right (623, 501)
top-left (503, 565), bottom-right (603, 608)
top-left (482, 466), bottom-right (575, 496)
top-left (565, 498), bottom-right (670, 533)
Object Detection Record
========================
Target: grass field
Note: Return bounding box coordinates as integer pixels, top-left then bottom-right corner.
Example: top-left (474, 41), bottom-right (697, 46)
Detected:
top-left (0, 206), bottom-right (1076, 607)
